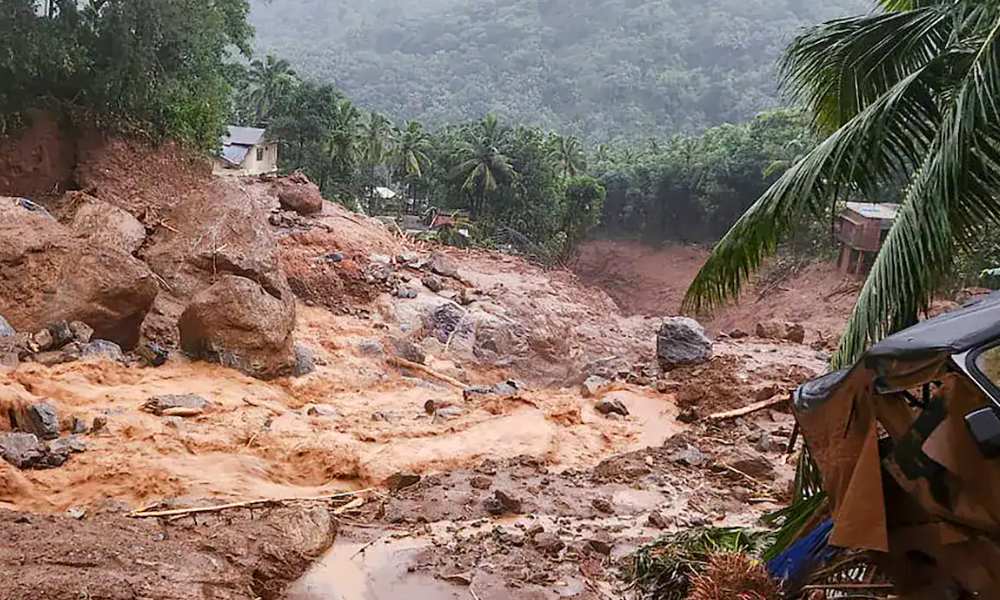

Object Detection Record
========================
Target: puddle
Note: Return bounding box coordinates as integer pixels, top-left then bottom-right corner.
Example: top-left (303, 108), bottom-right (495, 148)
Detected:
top-left (609, 390), bottom-right (684, 449)
top-left (286, 535), bottom-right (464, 600)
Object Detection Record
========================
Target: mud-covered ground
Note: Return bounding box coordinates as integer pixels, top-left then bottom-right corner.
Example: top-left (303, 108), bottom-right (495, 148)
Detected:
top-left (0, 139), bottom-right (841, 600)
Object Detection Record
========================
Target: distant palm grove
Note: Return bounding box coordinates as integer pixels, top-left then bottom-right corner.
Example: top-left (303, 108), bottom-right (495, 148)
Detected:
top-left (248, 0), bottom-right (868, 141)
top-left (3, 0), bottom-right (860, 263)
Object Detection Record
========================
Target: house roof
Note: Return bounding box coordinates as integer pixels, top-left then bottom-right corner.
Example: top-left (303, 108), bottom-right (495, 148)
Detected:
top-left (219, 145), bottom-right (251, 167)
top-left (845, 202), bottom-right (900, 222)
top-left (224, 126), bottom-right (267, 147)
top-left (375, 186), bottom-right (397, 199)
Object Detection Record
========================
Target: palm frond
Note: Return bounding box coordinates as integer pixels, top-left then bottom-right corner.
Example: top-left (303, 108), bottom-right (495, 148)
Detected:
top-left (683, 56), bottom-right (944, 314)
top-left (782, 5), bottom-right (953, 131)
top-left (833, 17), bottom-right (1000, 366)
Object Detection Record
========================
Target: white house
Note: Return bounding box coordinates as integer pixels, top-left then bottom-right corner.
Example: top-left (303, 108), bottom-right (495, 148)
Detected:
top-left (213, 126), bottom-right (278, 176)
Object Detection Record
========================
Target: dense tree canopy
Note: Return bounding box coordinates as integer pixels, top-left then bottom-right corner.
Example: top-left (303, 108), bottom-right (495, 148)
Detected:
top-left (248, 0), bottom-right (868, 141)
top-left (1, 0), bottom-right (253, 148)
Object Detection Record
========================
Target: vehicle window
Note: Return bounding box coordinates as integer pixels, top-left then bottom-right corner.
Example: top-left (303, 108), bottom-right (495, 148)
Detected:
top-left (974, 345), bottom-right (1000, 387)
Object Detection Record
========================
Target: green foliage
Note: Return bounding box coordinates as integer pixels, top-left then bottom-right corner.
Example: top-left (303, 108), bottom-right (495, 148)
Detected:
top-left (562, 176), bottom-right (605, 249)
top-left (621, 527), bottom-right (775, 600)
top-left (248, 0), bottom-right (867, 142)
top-left (594, 110), bottom-right (820, 244)
top-left (0, 0), bottom-right (253, 148)
top-left (683, 0), bottom-right (1000, 370)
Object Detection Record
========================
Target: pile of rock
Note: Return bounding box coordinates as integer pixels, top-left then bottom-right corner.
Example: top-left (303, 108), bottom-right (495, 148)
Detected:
top-left (0, 401), bottom-right (95, 470)
top-left (0, 315), bottom-right (127, 368)
top-left (755, 321), bottom-right (806, 344)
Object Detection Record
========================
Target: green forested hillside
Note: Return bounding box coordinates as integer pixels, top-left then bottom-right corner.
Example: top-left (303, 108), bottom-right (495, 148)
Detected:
top-left (249, 0), bottom-right (870, 140)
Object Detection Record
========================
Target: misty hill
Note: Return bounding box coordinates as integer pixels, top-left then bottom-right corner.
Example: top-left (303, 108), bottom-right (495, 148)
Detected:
top-left (250, 0), bottom-right (869, 140)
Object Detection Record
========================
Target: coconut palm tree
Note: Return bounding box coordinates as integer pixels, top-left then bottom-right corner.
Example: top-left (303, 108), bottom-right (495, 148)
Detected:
top-left (684, 0), bottom-right (1000, 370)
top-left (320, 98), bottom-right (361, 193)
top-left (452, 113), bottom-right (517, 219)
top-left (247, 52), bottom-right (297, 126)
top-left (391, 120), bottom-right (432, 194)
top-left (451, 113), bottom-right (518, 219)
top-left (361, 112), bottom-right (392, 210)
top-left (548, 135), bottom-right (587, 178)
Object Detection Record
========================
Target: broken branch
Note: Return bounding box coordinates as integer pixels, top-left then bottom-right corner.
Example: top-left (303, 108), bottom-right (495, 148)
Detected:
top-left (705, 394), bottom-right (787, 421)
top-left (129, 488), bottom-right (375, 519)
top-left (388, 356), bottom-right (466, 389)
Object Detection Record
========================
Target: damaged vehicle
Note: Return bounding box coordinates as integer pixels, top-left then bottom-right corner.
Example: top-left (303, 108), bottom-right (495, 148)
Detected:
top-left (789, 291), bottom-right (1000, 599)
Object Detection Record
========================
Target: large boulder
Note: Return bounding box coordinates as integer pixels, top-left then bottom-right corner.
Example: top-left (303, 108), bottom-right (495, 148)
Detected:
top-left (656, 317), bottom-right (712, 370)
top-left (178, 275), bottom-right (296, 379)
top-left (274, 171), bottom-right (323, 216)
top-left (62, 192), bottom-right (146, 255)
top-left (141, 180), bottom-right (294, 346)
top-left (0, 198), bottom-right (158, 349)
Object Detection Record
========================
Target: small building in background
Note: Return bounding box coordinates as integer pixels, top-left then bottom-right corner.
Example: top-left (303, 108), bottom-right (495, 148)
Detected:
top-left (835, 202), bottom-right (899, 275)
top-left (213, 126), bottom-right (278, 176)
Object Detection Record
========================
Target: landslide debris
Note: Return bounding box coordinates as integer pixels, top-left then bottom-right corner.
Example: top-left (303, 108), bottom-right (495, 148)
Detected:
top-left (0, 506), bottom-right (335, 600)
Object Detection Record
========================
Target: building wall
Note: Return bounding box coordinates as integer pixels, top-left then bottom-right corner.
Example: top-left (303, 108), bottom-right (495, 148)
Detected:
top-left (212, 142), bottom-right (279, 176)
top-left (241, 142), bottom-right (278, 175)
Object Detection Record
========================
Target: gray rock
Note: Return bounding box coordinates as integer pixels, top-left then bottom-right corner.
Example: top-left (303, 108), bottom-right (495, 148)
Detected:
top-left (422, 275), bottom-right (445, 293)
top-left (80, 339), bottom-right (124, 361)
top-left (33, 328), bottom-right (54, 351)
top-left (69, 321), bottom-right (94, 343)
top-left (533, 532), bottom-right (565, 555)
top-left (293, 343), bottom-right (316, 376)
top-left (396, 251), bottom-right (419, 265)
top-left (726, 454), bottom-right (777, 481)
top-left (434, 405), bottom-right (463, 419)
top-left (389, 337), bottom-right (425, 364)
top-left (595, 398), bottom-right (629, 417)
top-left (47, 321), bottom-right (74, 349)
top-left (425, 302), bottom-right (465, 344)
top-left (370, 253), bottom-right (392, 265)
top-left (143, 394), bottom-right (210, 416)
top-left (0, 353), bottom-right (18, 368)
top-left (32, 344), bottom-right (82, 366)
top-left (677, 408), bottom-right (701, 424)
top-left (755, 433), bottom-right (778, 453)
top-left (483, 496), bottom-right (504, 515)
top-left (65, 506), bottom-right (87, 519)
top-left (70, 416), bottom-right (88, 434)
top-left (581, 375), bottom-right (609, 398)
top-left (322, 251), bottom-right (344, 263)
top-left (647, 511), bottom-right (671, 529)
top-left (470, 475), bottom-right (492, 490)
top-left (91, 415), bottom-right (108, 433)
top-left (785, 323), bottom-right (806, 344)
top-left (137, 342), bottom-right (169, 366)
top-left (307, 405), bottom-right (339, 417)
top-left (492, 380), bottom-right (521, 397)
top-left (394, 287), bottom-right (418, 299)
top-left (25, 402), bottom-right (59, 440)
top-left (463, 385), bottom-right (495, 402)
top-left (670, 445), bottom-right (709, 467)
top-left (356, 338), bottom-right (384, 357)
top-left (494, 489), bottom-right (522, 513)
top-left (727, 329), bottom-right (749, 339)
top-left (384, 470), bottom-right (421, 491)
top-left (47, 435), bottom-right (87, 455)
top-left (0, 316), bottom-right (15, 338)
top-left (592, 497), bottom-right (614, 514)
top-left (588, 532), bottom-right (614, 555)
top-left (657, 317), bottom-right (712, 370)
top-left (0, 433), bottom-right (47, 468)
top-left (428, 252), bottom-right (460, 279)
